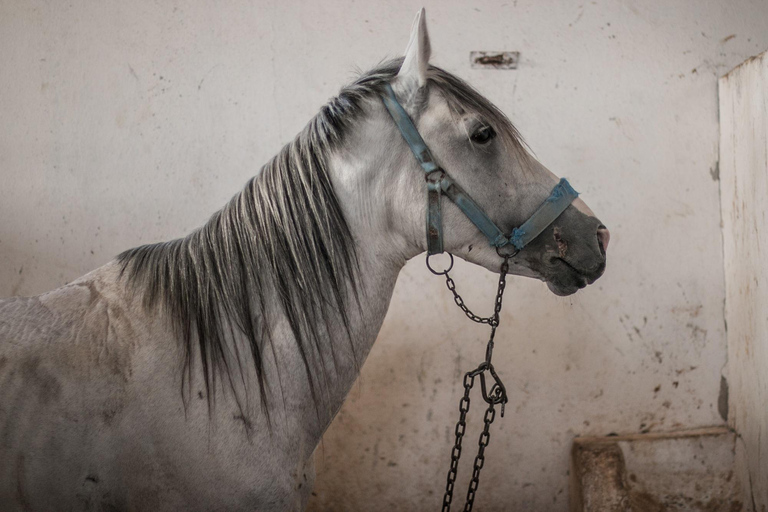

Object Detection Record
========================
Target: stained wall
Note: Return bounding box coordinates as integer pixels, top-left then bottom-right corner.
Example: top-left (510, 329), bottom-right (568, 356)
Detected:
top-left (720, 50), bottom-right (768, 512)
top-left (2, 1), bottom-right (768, 509)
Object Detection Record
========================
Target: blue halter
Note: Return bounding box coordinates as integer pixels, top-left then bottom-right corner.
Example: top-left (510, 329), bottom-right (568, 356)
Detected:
top-left (381, 83), bottom-right (578, 258)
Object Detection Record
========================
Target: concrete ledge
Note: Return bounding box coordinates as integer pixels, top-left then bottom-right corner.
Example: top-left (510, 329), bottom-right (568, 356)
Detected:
top-left (570, 427), bottom-right (743, 512)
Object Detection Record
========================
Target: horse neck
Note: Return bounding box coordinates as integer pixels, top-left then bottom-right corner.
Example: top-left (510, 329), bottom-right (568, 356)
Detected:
top-left (274, 148), bottom-right (420, 447)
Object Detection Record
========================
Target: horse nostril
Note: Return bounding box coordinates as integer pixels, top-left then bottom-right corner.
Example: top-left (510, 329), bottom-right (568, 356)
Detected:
top-left (597, 226), bottom-right (610, 253)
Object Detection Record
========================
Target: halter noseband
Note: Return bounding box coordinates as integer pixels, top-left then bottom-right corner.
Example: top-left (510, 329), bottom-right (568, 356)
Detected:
top-left (381, 82), bottom-right (578, 258)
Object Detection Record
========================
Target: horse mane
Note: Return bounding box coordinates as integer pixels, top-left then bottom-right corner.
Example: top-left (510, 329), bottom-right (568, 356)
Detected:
top-left (117, 58), bottom-right (526, 420)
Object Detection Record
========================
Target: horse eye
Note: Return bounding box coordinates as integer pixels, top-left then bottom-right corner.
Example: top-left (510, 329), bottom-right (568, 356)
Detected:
top-left (471, 125), bottom-right (496, 144)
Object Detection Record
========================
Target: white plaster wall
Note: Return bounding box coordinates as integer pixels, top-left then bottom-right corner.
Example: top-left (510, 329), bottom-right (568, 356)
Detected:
top-left (720, 50), bottom-right (768, 511)
top-left (1, 1), bottom-right (767, 510)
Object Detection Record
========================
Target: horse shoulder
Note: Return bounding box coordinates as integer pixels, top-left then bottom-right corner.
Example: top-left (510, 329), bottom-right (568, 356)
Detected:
top-left (0, 262), bottom-right (312, 511)
top-left (0, 262), bottom-right (161, 511)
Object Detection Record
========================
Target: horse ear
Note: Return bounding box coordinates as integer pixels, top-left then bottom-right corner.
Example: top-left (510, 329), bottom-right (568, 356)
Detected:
top-left (397, 8), bottom-right (431, 92)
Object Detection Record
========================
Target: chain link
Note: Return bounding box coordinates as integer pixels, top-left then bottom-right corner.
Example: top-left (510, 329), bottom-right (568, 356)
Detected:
top-left (464, 401), bottom-right (497, 510)
top-left (442, 373), bottom-right (475, 512)
top-left (443, 258), bottom-right (509, 333)
top-left (440, 256), bottom-right (511, 512)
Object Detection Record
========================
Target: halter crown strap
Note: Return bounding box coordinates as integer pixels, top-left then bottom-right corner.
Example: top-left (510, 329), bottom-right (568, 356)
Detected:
top-left (381, 83), bottom-right (440, 174)
top-left (380, 82), bottom-right (578, 255)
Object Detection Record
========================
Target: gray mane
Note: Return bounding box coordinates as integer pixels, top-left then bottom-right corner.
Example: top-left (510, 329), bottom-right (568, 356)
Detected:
top-left (117, 58), bottom-right (526, 419)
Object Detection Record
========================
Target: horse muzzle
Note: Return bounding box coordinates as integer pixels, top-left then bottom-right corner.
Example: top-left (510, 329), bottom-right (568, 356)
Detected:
top-left (539, 217), bottom-right (609, 296)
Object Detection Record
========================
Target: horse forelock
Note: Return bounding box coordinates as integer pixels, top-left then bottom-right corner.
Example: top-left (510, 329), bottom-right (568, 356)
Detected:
top-left (116, 57), bottom-right (527, 422)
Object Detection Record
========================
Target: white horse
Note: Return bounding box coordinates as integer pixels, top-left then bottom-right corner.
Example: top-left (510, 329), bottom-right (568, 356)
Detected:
top-left (0, 10), bottom-right (608, 511)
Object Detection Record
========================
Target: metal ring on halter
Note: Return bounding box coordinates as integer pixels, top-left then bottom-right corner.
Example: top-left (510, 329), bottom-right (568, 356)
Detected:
top-left (496, 245), bottom-right (519, 259)
top-left (426, 252), bottom-right (454, 275)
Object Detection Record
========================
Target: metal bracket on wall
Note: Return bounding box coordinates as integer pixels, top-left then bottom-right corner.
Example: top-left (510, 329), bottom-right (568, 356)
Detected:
top-left (470, 51), bottom-right (519, 69)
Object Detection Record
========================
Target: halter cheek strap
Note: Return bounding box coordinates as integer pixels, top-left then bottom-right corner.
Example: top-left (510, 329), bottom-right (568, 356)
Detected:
top-left (381, 82), bottom-right (578, 256)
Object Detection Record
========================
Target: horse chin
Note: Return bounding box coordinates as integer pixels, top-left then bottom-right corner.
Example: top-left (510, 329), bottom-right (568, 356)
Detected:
top-left (546, 281), bottom-right (577, 296)
top-left (546, 277), bottom-right (587, 296)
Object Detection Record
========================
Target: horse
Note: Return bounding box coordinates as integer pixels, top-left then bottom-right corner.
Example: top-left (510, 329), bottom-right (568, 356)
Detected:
top-left (0, 9), bottom-right (608, 511)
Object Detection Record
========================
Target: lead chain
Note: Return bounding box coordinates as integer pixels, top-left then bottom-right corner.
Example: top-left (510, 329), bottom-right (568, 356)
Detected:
top-left (464, 401), bottom-right (497, 510)
top-left (440, 256), bottom-right (510, 511)
top-left (443, 258), bottom-right (509, 333)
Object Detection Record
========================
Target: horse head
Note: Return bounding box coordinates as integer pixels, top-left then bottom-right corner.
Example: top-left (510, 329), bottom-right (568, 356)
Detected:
top-left (335, 9), bottom-right (608, 296)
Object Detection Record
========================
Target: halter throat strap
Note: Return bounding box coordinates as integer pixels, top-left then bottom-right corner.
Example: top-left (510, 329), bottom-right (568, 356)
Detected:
top-left (380, 82), bottom-right (578, 255)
